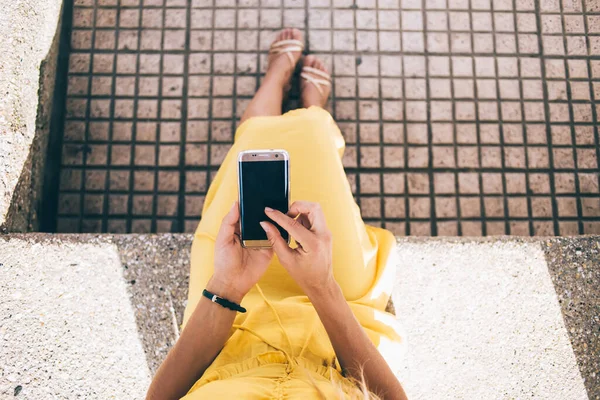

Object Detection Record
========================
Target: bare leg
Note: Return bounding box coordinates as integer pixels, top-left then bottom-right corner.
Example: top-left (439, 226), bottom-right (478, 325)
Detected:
top-left (240, 29), bottom-right (304, 124)
top-left (301, 55), bottom-right (331, 109)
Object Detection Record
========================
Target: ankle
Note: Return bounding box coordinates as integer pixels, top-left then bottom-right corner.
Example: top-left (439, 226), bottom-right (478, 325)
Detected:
top-left (261, 74), bottom-right (288, 92)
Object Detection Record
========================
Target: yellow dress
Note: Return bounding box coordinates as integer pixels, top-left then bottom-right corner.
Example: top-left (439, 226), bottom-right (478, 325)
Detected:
top-left (182, 107), bottom-right (404, 398)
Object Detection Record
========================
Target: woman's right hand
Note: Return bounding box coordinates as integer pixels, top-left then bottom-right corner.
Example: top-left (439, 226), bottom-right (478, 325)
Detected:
top-left (260, 201), bottom-right (336, 298)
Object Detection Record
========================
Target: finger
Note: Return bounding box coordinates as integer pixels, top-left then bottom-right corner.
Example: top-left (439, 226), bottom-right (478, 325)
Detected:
top-left (265, 207), bottom-right (316, 248)
top-left (216, 202), bottom-right (240, 244)
top-left (287, 201), bottom-right (328, 234)
top-left (260, 221), bottom-right (294, 261)
top-left (295, 213), bottom-right (311, 230)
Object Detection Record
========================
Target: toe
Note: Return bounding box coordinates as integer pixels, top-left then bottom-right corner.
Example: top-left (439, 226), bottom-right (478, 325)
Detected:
top-left (304, 54), bottom-right (315, 67)
top-left (291, 28), bottom-right (302, 42)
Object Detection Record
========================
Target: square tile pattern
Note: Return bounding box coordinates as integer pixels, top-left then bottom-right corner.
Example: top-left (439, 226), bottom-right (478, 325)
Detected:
top-left (56, 0), bottom-right (600, 235)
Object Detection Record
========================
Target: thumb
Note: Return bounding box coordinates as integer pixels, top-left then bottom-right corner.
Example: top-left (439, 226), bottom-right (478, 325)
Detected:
top-left (216, 202), bottom-right (239, 244)
top-left (260, 221), bottom-right (293, 261)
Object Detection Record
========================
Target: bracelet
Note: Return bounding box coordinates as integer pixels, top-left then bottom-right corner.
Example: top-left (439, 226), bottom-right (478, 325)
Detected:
top-left (202, 289), bottom-right (247, 313)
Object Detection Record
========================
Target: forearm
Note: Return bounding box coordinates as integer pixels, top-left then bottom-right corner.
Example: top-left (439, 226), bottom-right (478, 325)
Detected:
top-left (146, 278), bottom-right (243, 400)
top-left (309, 282), bottom-right (407, 400)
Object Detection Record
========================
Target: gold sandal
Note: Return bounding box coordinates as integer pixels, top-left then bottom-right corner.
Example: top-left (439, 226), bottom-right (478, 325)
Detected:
top-left (268, 39), bottom-right (304, 69)
top-left (300, 66), bottom-right (332, 97)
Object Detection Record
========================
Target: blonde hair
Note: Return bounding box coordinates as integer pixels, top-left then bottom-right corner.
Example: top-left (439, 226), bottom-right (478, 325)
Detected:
top-left (305, 365), bottom-right (382, 400)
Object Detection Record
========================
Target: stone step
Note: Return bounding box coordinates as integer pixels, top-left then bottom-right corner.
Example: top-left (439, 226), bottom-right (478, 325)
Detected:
top-left (0, 234), bottom-right (598, 399)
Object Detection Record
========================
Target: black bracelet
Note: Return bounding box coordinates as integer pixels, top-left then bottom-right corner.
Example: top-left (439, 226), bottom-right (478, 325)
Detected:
top-left (202, 289), bottom-right (247, 313)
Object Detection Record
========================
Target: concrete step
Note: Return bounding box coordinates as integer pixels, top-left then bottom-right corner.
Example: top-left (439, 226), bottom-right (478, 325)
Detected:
top-left (0, 234), bottom-right (598, 399)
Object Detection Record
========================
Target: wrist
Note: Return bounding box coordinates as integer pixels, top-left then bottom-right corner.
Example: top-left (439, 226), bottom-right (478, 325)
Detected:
top-left (206, 275), bottom-right (246, 304)
top-left (305, 275), bottom-right (342, 304)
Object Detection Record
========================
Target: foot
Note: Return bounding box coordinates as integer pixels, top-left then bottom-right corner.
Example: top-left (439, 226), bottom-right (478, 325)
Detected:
top-left (265, 28), bottom-right (303, 90)
top-left (301, 55), bottom-right (331, 108)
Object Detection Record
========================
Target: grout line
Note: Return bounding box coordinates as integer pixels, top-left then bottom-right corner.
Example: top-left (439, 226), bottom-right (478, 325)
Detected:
top-left (557, 0), bottom-right (584, 234)
top-left (177, 0), bottom-right (193, 233)
top-left (57, 188), bottom-right (600, 197)
top-left (52, 212), bottom-right (576, 222)
top-left (125, 0), bottom-right (145, 233)
top-left (71, 4), bottom-right (600, 14)
top-left (352, 1), bottom-right (362, 210)
top-left (203, 0), bottom-right (216, 209)
top-left (326, 0), bottom-right (336, 140)
top-left (446, 7), bottom-right (464, 236)
top-left (78, 0), bottom-right (100, 233)
top-left (467, 0), bottom-right (487, 236)
top-left (304, 0), bottom-right (311, 53)
top-left (58, 89), bottom-right (600, 100)
top-left (59, 43), bottom-right (600, 57)
top-left (420, 0), bottom-right (437, 236)
top-left (149, 1), bottom-right (168, 233)
top-left (53, 164), bottom-right (596, 173)
top-left (511, 2), bottom-right (535, 236)
top-left (100, 2), bottom-right (122, 233)
top-left (581, 0), bottom-right (600, 235)
top-left (399, 8), bottom-right (410, 235)
top-left (375, 0), bottom-right (386, 230)
top-left (534, 0), bottom-right (562, 235)
top-left (254, 0), bottom-right (262, 111)
top-left (57, 135), bottom-right (600, 147)
top-left (490, 0), bottom-right (512, 235)
top-left (232, 1), bottom-right (239, 137)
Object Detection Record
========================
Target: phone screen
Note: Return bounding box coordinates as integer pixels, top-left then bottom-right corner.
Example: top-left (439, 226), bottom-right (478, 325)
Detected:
top-left (239, 159), bottom-right (289, 241)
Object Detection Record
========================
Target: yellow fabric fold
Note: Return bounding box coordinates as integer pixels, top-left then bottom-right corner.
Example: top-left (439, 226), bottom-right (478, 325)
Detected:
top-left (182, 107), bottom-right (405, 398)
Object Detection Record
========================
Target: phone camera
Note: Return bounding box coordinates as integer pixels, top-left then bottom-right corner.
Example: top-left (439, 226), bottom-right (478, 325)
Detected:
top-left (275, 154), bottom-right (279, 158)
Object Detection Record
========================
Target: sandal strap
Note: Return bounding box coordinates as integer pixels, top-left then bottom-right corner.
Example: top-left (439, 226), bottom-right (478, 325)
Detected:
top-left (270, 39), bottom-right (304, 49)
top-left (302, 66), bottom-right (331, 81)
top-left (300, 69), bottom-right (332, 97)
top-left (269, 39), bottom-right (304, 69)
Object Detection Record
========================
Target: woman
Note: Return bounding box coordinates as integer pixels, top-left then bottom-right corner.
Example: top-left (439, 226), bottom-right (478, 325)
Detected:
top-left (147, 28), bottom-right (407, 399)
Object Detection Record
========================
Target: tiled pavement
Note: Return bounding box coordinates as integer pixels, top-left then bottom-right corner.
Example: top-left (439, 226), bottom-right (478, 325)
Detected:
top-left (54, 0), bottom-right (600, 235)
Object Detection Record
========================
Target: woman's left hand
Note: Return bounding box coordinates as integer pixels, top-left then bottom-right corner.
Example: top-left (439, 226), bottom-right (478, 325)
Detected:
top-left (209, 202), bottom-right (273, 303)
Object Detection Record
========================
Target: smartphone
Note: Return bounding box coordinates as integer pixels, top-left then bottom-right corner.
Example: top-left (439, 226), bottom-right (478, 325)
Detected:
top-left (237, 149), bottom-right (290, 248)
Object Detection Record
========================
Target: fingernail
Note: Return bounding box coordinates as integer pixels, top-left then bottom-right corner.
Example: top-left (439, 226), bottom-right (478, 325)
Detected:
top-left (265, 207), bottom-right (274, 212)
top-left (259, 221), bottom-right (269, 233)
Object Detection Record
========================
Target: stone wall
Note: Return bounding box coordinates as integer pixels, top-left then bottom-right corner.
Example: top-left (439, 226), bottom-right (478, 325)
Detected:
top-left (0, 0), bottom-right (64, 232)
